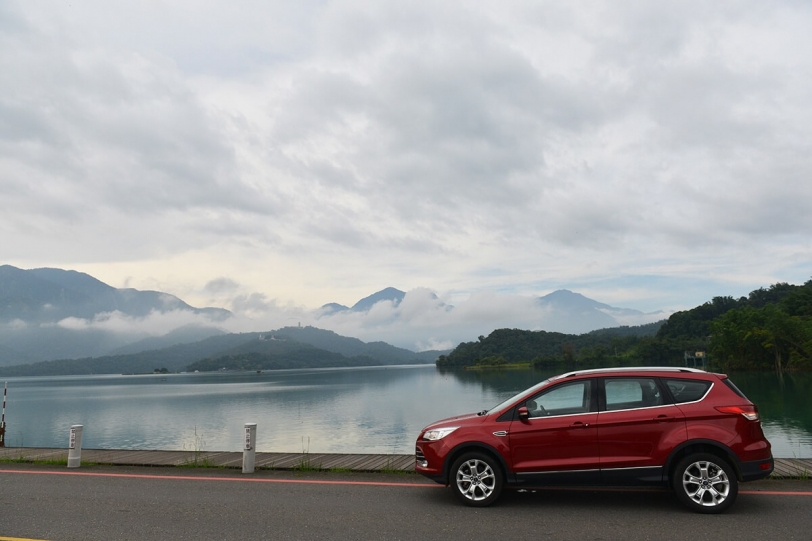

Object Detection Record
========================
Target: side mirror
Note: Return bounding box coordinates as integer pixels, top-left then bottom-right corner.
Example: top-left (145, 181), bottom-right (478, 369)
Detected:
top-left (517, 406), bottom-right (529, 421)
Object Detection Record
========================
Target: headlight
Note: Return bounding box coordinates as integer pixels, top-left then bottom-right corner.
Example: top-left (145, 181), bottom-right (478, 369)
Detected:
top-left (422, 427), bottom-right (459, 441)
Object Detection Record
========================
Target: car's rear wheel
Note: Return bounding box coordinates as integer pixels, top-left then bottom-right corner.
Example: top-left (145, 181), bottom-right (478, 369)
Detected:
top-left (450, 452), bottom-right (504, 507)
top-left (673, 453), bottom-right (738, 514)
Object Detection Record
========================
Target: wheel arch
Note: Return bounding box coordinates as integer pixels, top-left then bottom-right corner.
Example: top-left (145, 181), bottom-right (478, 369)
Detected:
top-left (442, 442), bottom-right (510, 486)
top-left (665, 440), bottom-right (743, 483)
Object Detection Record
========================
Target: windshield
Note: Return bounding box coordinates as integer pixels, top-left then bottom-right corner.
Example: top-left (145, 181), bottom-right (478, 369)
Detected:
top-left (485, 377), bottom-right (553, 415)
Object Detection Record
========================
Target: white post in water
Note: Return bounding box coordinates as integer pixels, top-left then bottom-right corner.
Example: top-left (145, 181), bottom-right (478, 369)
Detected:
top-left (67, 425), bottom-right (83, 468)
top-left (242, 422), bottom-right (257, 473)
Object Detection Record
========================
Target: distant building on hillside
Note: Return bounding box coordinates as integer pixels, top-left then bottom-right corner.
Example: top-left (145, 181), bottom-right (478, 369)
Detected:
top-left (684, 350), bottom-right (707, 368)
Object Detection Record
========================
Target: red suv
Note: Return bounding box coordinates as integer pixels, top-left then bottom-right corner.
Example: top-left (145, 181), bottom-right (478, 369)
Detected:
top-left (415, 367), bottom-right (773, 513)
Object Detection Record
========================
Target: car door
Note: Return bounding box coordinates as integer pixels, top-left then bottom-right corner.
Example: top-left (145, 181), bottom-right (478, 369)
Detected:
top-left (597, 376), bottom-right (687, 485)
top-left (508, 378), bottom-right (599, 484)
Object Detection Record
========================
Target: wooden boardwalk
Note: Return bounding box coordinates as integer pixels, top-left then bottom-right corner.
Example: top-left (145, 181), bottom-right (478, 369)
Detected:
top-left (0, 447), bottom-right (416, 472)
top-left (1, 447), bottom-right (810, 478)
top-left (771, 458), bottom-right (812, 479)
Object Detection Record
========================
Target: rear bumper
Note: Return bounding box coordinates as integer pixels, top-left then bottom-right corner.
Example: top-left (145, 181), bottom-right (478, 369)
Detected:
top-left (740, 456), bottom-right (774, 481)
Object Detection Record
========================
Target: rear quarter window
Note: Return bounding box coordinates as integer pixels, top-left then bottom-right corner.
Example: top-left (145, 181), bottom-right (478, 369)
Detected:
top-left (722, 378), bottom-right (748, 399)
top-left (665, 378), bottom-right (712, 404)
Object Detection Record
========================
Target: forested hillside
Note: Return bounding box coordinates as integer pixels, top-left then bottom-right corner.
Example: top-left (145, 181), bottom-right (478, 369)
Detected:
top-left (438, 281), bottom-right (812, 372)
top-left (437, 322), bottom-right (664, 368)
top-left (0, 326), bottom-right (439, 377)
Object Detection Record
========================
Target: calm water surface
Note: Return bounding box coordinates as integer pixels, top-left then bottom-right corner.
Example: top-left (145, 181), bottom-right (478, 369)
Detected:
top-left (3, 365), bottom-right (810, 457)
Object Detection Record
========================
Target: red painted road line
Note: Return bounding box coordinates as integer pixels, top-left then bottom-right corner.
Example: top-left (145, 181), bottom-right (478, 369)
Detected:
top-left (2, 469), bottom-right (810, 496)
top-left (740, 490), bottom-right (812, 496)
top-left (0, 469), bottom-right (441, 488)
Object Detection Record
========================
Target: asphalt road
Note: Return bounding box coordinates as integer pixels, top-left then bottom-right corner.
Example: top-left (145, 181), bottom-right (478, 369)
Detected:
top-left (1, 464), bottom-right (811, 541)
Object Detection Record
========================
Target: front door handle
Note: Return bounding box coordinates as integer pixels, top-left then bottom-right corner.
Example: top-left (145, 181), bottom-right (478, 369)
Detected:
top-left (571, 421), bottom-right (590, 428)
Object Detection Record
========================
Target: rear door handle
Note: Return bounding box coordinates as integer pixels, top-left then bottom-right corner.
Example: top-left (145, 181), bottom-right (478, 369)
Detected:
top-left (654, 414), bottom-right (673, 422)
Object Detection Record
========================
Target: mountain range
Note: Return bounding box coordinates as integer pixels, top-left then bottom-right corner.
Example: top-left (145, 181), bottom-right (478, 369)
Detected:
top-left (320, 286), bottom-right (658, 333)
top-left (0, 325), bottom-right (443, 377)
top-left (320, 286), bottom-right (446, 314)
top-left (0, 264), bottom-right (663, 367)
top-left (0, 265), bottom-right (230, 323)
top-left (535, 289), bottom-right (655, 331)
top-left (0, 265), bottom-right (231, 364)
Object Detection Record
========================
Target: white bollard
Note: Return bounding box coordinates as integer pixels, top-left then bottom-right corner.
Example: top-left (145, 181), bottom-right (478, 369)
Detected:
top-left (242, 422), bottom-right (257, 474)
top-left (67, 425), bottom-right (83, 468)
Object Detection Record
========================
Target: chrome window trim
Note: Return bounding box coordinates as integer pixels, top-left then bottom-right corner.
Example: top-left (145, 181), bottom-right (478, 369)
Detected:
top-left (516, 468), bottom-right (598, 476)
top-left (598, 403), bottom-right (677, 415)
top-left (526, 411), bottom-right (596, 420)
top-left (599, 465), bottom-right (663, 472)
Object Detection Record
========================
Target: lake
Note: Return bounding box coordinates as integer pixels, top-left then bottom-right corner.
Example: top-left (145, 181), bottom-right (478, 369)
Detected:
top-left (2, 365), bottom-right (811, 458)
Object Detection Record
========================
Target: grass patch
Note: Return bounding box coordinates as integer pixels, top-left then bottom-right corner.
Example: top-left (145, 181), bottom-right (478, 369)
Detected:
top-left (293, 454), bottom-right (322, 472)
top-left (0, 452), bottom-right (29, 463)
top-left (378, 467), bottom-right (414, 475)
top-left (378, 457), bottom-right (406, 474)
top-left (179, 455), bottom-right (219, 468)
top-left (293, 436), bottom-right (322, 472)
top-left (0, 456), bottom-right (98, 467)
top-left (179, 426), bottom-right (217, 467)
top-left (293, 461), bottom-right (322, 472)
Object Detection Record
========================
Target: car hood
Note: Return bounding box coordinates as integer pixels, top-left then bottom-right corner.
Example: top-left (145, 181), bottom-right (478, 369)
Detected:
top-left (422, 412), bottom-right (485, 431)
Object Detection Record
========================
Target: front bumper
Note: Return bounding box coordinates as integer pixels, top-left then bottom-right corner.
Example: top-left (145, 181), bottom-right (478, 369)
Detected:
top-left (415, 442), bottom-right (448, 484)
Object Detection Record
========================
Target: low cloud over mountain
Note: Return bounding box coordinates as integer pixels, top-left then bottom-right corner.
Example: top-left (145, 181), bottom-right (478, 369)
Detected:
top-left (312, 287), bottom-right (663, 352)
top-left (0, 265), bottom-right (230, 364)
top-left (0, 265), bottom-right (665, 365)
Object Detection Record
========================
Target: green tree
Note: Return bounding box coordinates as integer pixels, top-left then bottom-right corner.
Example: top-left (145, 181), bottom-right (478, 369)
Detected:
top-left (710, 305), bottom-right (812, 372)
top-left (780, 279), bottom-right (812, 317)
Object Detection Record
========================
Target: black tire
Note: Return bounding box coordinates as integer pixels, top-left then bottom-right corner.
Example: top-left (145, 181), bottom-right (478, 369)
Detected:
top-left (673, 453), bottom-right (738, 514)
top-left (449, 452), bottom-right (504, 507)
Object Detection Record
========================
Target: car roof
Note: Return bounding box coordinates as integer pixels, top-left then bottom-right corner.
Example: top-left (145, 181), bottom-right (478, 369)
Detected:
top-left (554, 366), bottom-right (714, 380)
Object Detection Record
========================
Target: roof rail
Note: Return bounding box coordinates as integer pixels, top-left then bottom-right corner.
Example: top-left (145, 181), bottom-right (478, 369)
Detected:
top-left (560, 366), bottom-right (707, 378)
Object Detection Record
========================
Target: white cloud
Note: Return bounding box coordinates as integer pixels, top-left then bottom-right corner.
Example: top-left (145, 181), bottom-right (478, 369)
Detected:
top-left (47, 309), bottom-right (220, 338)
top-left (301, 288), bottom-right (616, 350)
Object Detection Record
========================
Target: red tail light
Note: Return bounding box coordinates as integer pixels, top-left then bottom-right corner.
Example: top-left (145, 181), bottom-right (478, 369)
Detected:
top-left (715, 405), bottom-right (759, 421)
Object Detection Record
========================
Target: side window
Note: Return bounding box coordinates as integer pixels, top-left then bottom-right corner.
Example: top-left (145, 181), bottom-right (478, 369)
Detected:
top-left (604, 378), bottom-right (663, 411)
top-left (526, 380), bottom-right (591, 418)
top-left (666, 379), bottom-right (712, 403)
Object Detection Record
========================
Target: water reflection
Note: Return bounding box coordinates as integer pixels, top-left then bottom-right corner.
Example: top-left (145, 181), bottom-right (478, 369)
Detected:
top-left (436, 365), bottom-right (552, 397)
top-left (728, 372), bottom-right (812, 431)
top-left (727, 371), bottom-right (812, 458)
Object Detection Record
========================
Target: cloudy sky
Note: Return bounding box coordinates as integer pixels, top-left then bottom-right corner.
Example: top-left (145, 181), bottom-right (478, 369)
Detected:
top-left (2, 1), bottom-right (811, 348)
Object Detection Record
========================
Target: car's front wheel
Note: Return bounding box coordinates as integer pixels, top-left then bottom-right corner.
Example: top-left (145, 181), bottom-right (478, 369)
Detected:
top-left (450, 452), bottom-right (504, 507)
top-left (673, 453), bottom-right (738, 514)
